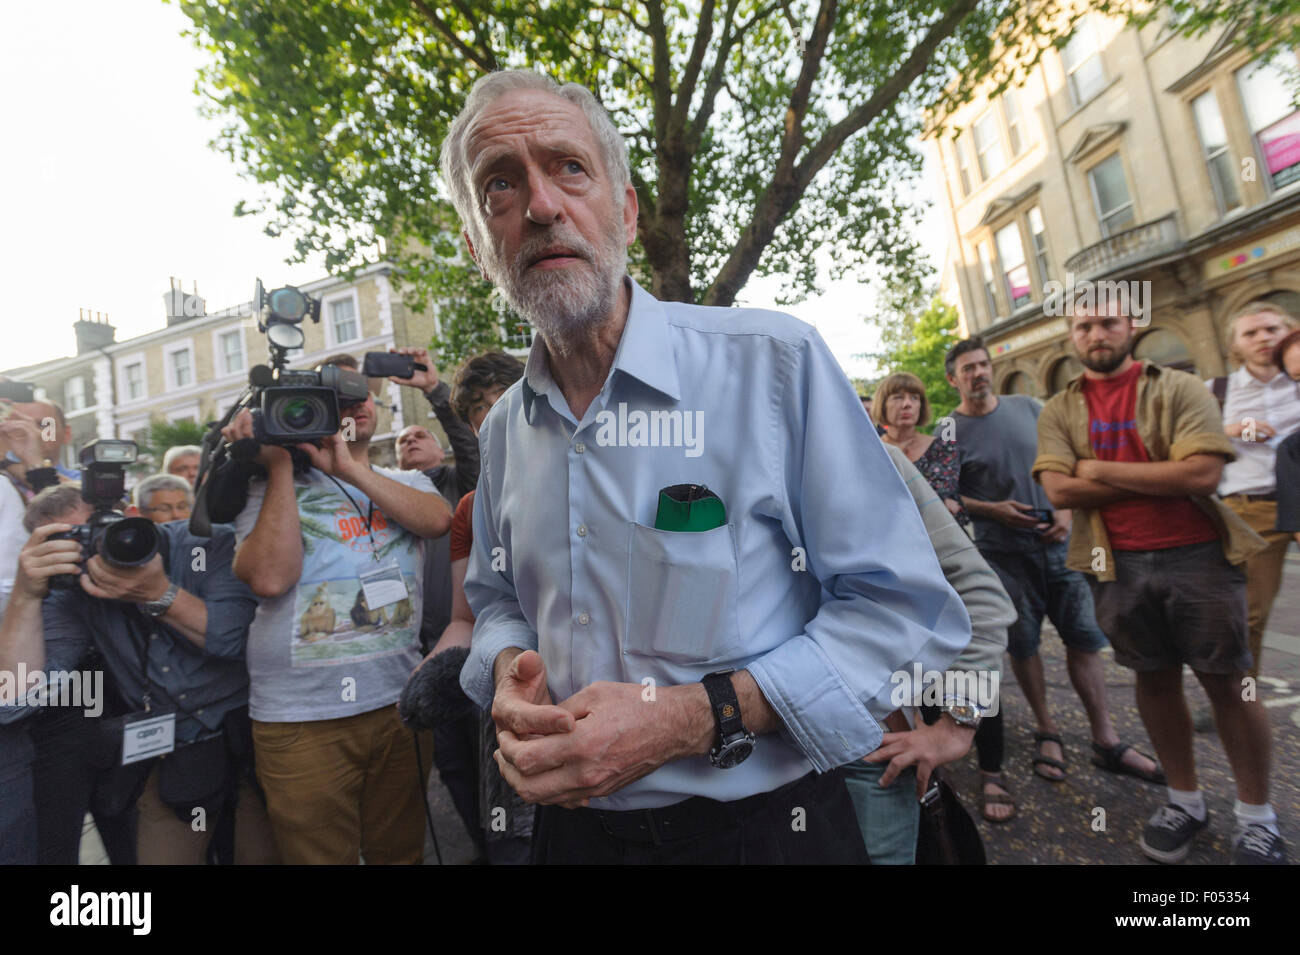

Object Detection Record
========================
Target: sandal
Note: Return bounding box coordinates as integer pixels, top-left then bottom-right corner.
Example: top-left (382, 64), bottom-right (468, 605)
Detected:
top-left (1032, 731), bottom-right (1067, 782)
top-left (1091, 741), bottom-right (1167, 785)
top-left (980, 773), bottom-right (1017, 824)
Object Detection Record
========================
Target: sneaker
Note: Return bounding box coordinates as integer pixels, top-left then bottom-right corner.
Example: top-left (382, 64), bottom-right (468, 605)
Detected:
top-left (1140, 803), bottom-right (1208, 863)
top-left (1233, 825), bottom-right (1287, 865)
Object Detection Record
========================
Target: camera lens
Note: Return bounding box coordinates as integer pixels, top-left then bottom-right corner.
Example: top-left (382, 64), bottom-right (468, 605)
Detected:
top-left (273, 394), bottom-right (327, 433)
top-left (99, 517), bottom-right (160, 568)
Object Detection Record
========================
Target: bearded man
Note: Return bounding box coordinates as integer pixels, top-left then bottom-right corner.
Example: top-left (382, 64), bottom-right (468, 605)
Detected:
top-left (441, 69), bottom-right (972, 864)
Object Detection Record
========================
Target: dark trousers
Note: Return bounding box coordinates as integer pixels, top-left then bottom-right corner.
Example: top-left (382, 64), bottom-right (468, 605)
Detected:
top-left (530, 768), bottom-right (870, 864)
top-left (30, 707), bottom-right (138, 865)
top-left (0, 723), bottom-right (37, 864)
top-left (432, 713), bottom-right (486, 856)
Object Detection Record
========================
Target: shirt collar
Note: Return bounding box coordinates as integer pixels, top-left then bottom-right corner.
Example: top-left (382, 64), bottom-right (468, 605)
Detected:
top-left (1230, 364), bottom-right (1285, 388)
top-left (520, 275), bottom-right (682, 423)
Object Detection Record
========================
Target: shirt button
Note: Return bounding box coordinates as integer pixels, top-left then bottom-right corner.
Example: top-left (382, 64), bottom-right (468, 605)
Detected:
top-left (575, 442), bottom-right (586, 454)
top-left (161, 666), bottom-right (170, 674)
top-left (577, 524), bottom-right (588, 537)
top-left (577, 612), bottom-right (590, 625)
top-left (150, 634), bottom-right (158, 641)
top-left (178, 693), bottom-right (186, 700)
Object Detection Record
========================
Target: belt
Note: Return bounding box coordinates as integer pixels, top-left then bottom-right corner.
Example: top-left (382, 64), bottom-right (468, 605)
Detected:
top-left (586, 770), bottom-right (825, 846)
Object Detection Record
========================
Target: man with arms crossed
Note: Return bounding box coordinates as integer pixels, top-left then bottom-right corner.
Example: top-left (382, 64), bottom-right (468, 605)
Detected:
top-left (442, 70), bottom-right (970, 863)
top-left (1034, 298), bottom-right (1284, 864)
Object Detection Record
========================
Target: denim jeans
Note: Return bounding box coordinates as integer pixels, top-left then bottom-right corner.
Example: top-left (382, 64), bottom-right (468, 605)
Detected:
top-left (841, 758), bottom-right (919, 865)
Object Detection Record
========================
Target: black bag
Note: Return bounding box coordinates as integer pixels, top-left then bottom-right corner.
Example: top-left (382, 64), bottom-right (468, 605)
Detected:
top-left (915, 772), bottom-right (987, 865)
top-left (156, 735), bottom-right (230, 823)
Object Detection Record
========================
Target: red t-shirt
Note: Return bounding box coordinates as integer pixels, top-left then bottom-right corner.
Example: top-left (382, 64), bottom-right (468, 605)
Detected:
top-left (1082, 361), bottom-right (1218, 551)
top-left (449, 490), bottom-right (475, 562)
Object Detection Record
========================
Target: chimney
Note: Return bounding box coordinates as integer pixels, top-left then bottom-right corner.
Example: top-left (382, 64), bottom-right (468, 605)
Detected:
top-left (164, 276), bottom-right (206, 325)
top-left (74, 308), bottom-right (116, 355)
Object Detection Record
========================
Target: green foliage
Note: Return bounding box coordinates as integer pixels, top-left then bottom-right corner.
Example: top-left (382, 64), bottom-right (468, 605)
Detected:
top-left (869, 296), bottom-right (961, 431)
top-left (175, 1), bottom-right (1245, 366)
top-left (136, 416), bottom-right (208, 472)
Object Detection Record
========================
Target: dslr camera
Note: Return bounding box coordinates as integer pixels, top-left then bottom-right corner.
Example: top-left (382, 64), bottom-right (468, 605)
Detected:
top-left (49, 440), bottom-right (161, 589)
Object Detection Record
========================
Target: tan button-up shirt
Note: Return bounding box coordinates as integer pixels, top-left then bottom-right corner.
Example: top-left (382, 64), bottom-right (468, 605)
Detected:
top-left (1031, 360), bottom-right (1266, 582)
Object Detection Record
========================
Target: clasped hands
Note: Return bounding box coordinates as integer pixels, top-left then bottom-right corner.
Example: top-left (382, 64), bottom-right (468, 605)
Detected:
top-left (490, 650), bottom-right (706, 809)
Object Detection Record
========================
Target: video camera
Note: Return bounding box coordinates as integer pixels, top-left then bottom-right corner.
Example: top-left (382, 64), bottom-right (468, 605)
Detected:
top-left (189, 279), bottom-right (424, 535)
top-left (50, 440), bottom-right (161, 589)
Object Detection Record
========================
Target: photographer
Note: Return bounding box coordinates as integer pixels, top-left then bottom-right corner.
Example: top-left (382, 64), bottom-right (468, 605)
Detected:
top-left (0, 482), bottom-right (275, 864)
top-left (225, 352), bottom-right (451, 865)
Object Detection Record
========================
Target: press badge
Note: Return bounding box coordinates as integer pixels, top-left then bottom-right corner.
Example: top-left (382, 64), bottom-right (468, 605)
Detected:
top-left (358, 561), bottom-right (408, 611)
top-left (121, 711), bottom-right (176, 765)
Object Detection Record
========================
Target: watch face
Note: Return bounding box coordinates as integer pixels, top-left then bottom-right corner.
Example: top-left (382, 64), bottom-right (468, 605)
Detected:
top-left (717, 739), bottom-right (754, 769)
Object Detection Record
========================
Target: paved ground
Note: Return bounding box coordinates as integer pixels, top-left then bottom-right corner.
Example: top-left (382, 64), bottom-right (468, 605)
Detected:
top-left (82, 548), bottom-right (1300, 865)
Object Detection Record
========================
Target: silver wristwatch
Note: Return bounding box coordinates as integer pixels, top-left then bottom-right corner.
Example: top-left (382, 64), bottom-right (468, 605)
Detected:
top-left (940, 697), bottom-right (984, 730)
top-left (138, 581), bottom-right (180, 618)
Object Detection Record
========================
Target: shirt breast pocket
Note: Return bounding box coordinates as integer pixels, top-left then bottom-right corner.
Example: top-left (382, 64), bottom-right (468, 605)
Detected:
top-left (624, 521), bottom-right (742, 665)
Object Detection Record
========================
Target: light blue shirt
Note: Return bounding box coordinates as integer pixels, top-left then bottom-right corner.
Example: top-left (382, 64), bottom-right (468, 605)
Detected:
top-left (461, 277), bottom-right (971, 810)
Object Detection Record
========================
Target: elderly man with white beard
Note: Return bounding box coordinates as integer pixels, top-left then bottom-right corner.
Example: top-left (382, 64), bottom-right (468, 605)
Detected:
top-left (445, 70), bottom-right (973, 864)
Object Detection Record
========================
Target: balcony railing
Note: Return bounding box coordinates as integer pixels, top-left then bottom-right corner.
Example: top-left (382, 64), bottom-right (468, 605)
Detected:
top-left (1063, 212), bottom-right (1182, 280)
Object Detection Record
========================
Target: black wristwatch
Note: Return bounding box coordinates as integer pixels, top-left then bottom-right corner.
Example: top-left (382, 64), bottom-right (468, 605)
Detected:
top-left (701, 668), bottom-right (756, 769)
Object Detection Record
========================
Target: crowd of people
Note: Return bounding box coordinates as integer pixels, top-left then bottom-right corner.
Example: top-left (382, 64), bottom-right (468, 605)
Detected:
top-left (0, 68), bottom-right (1295, 866)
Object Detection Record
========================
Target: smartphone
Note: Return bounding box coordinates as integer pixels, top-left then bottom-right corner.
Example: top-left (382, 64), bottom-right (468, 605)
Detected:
top-left (1029, 508), bottom-right (1054, 526)
top-left (0, 380), bottom-right (35, 402)
top-left (362, 352), bottom-right (426, 379)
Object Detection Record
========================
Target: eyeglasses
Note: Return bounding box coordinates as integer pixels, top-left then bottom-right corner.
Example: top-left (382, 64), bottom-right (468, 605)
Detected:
top-left (144, 502), bottom-right (191, 517)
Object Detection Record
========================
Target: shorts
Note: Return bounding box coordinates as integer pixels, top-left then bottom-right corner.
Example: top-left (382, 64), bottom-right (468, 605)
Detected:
top-left (1088, 540), bottom-right (1251, 674)
top-left (979, 540), bottom-right (1109, 661)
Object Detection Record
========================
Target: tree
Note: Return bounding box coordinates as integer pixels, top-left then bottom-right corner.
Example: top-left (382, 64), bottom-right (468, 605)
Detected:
top-left (868, 295), bottom-right (961, 430)
top-left (177, 1), bottom-right (1234, 365)
top-left (136, 416), bottom-right (208, 473)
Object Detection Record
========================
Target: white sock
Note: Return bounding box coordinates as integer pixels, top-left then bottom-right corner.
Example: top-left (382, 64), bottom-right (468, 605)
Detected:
top-left (1167, 787), bottom-right (1206, 821)
top-left (1234, 800), bottom-right (1279, 837)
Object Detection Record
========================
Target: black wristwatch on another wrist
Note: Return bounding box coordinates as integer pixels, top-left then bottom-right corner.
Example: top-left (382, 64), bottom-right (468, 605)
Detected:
top-left (701, 668), bottom-right (756, 769)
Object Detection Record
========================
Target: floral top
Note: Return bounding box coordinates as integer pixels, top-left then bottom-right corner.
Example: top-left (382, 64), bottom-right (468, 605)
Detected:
top-left (913, 437), bottom-right (970, 528)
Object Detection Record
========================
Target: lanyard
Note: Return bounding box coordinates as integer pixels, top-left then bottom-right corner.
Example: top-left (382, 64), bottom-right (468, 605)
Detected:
top-left (323, 472), bottom-right (380, 560)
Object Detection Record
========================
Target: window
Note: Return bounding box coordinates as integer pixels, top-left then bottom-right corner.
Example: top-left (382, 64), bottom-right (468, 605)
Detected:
top-left (329, 297), bottom-right (359, 343)
top-left (1088, 154), bottom-right (1136, 236)
top-left (505, 317), bottom-right (533, 350)
top-left (1004, 89), bottom-right (1026, 155)
top-left (995, 222), bottom-right (1033, 309)
top-left (1238, 53), bottom-right (1300, 191)
top-left (1134, 328), bottom-right (1195, 373)
top-left (977, 242), bottom-right (999, 321)
top-left (65, 376), bottom-right (85, 412)
top-left (219, 329), bottom-right (244, 375)
top-left (1049, 357), bottom-right (1084, 394)
top-left (125, 362), bottom-right (145, 400)
top-left (1027, 206), bottom-right (1051, 290)
top-left (1062, 15), bottom-right (1108, 107)
top-left (952, 138), bottom-right (972, 196)
top-left (973, 110), bottom-right (1006, 179)
top-left (1000, 371), bottom-right (1037, 397)
top-left (170, 348), bottom-right (193, 389)
top-left (1192, 90), bottom-right (1243, 214)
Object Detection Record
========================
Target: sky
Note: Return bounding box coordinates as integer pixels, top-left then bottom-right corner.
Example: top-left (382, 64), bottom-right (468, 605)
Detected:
top-left (1, 0), bottom-right (948, 381)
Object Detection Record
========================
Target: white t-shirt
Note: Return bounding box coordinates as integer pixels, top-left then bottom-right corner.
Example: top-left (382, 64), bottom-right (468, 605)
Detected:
top-left (234, 465), bottom-right (435, 722)
top-left (1212, 368), bottom-right (1300, 496)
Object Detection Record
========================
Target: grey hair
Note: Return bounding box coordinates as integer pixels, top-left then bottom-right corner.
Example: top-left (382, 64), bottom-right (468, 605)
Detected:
top-left (133, 473), bottom-right (193, 510)
top-left (162, 445), bottom-right (201, 472)
top-left (22, 484), bottom-right (84, 533)
top-left (439, 70), bottom-right (631, 240)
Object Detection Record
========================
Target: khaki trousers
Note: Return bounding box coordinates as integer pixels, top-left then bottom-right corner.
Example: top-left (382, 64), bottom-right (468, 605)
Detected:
top-left (252, 705), bottom-right (429, 865)
top-left (136, 761), bottom-right (279, 865)
top-left (1223, 496), bottom-right (1294, 677)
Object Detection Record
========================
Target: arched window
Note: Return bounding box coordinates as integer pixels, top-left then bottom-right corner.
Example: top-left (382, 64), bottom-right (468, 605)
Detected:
top-left (1000, 371), bottom-right (1037, 396)
top-left (1133, 328), bottom-right (1195, 373)
top-left (1049, 356), bottom-right (1085, 394)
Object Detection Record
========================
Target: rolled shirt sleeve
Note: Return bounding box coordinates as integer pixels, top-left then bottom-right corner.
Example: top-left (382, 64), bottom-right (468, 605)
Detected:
top-left (185, 526), bottom-right (257, 660)
top-left (1032, 395), bottom-right (1079, 480)
top-left (745, 330), bottom-right (972, 772)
